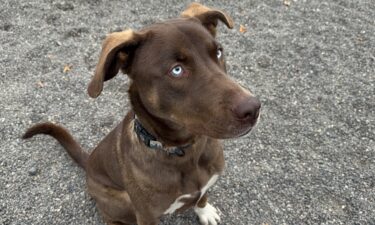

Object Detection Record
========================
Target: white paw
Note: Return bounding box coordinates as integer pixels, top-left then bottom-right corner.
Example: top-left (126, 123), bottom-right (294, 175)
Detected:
top-left (194, 203), bottom-right (221, 225)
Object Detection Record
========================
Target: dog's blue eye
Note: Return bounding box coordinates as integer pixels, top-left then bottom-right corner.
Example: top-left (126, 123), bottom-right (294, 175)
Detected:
top-left (170, 65), bottom-right (184, 77)
top-left (217, 49), bottom-right (222, 59)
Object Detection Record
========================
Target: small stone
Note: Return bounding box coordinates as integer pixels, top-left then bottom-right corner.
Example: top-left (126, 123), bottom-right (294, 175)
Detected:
top-left (65, 27), bottom-right (89, 38)
top-left (56, 2), bottom-right (74, 11)
top-left (0, 23), bottom-right (12, 31)
top-left (28, 167), bottom-right (38, 176)
top-left (67, 185), bottom-right (75, 193)
top-left (46, 14), bottom-right (61, 26)
top-left (256, 55), bottom-right (271, 68)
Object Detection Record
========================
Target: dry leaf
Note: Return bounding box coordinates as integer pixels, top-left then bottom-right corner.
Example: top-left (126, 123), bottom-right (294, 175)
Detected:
top-left (63, 65), bottom-right (72, 73)
top-left (283, 0), bottom-right (291, 6)
top-left (37, 81), bottom-right (45, 88)
top-left (239, 24), bottom-right (247, 33)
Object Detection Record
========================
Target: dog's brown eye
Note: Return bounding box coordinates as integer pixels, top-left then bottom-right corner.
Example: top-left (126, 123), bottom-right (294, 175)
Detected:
top-left (170, 65), bottom-right (184, 78)
top-left (216, 49), bottom-right (222, 59)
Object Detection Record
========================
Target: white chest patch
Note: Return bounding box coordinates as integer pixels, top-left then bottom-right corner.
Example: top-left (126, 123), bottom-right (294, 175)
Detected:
top-left (163, 174), bottom-right (219, 215)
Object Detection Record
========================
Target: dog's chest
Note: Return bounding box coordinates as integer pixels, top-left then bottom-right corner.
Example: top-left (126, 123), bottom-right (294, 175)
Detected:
top-left (163, 174), bottom-right (219, 214)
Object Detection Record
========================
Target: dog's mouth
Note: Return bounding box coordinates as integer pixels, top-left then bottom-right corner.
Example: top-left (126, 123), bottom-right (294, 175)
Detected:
top-left (231, 121), bottom-right (257, 138)
top-left (234, 125), bottom-right (254, 138)
top-left (195, 112), bottom-right (259, 139)
top-left (236, 123), bottom-right (259, 138)
top-left (235, 112), bottom-right (260, 137)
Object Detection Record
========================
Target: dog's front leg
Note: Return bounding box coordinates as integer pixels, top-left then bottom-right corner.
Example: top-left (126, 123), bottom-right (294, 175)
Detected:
top-left (107, 223), bottom-right (131, 225)
top-left (194, 195), bottom-right (221, 225)
top-left (136, 219), bottom-right (159, 225)
top-left (135, 213), bottom-right (159, 225)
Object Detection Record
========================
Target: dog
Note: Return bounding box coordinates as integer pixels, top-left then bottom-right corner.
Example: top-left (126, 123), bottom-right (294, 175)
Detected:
top-left (23, 3), bottom-right (261, 225)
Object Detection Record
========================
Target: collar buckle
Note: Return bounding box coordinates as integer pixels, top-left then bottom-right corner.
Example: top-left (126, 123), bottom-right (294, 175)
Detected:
top-left (134, 117), bottom-right (188, 157)
top-left (149, 140), bottom-right (163, 150)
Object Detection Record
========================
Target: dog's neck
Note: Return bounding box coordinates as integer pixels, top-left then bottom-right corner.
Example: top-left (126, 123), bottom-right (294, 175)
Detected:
top-left (128, 84), bottom-right (195, 147)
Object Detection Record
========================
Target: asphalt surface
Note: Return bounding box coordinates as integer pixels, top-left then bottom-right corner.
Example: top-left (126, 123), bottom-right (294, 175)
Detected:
top-left (1, 0), bottom-right (374, 224)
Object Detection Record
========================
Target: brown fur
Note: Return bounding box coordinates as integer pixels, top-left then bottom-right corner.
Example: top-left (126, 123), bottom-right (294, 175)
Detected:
top-left (23, 3), bottom-right (260, 225)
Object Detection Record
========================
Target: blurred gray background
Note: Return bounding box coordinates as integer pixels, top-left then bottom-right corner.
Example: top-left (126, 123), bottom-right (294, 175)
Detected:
top-left (1, 0), bottom-right (374, 224)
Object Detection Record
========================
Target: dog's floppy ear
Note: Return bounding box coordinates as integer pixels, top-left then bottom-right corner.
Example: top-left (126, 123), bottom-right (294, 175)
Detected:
top-left (181, 3), bottom-right (234, 36)
top-left (88, 29), bottom-right (147, 98)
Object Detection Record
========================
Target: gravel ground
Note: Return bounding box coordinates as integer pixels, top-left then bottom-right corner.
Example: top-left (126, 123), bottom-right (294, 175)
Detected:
top-left (1, 0), bottom-right (374, 224)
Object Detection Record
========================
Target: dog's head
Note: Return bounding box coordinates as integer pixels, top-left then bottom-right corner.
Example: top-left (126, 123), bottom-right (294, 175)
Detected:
top-left (88, 3), bottom-right (260, 139)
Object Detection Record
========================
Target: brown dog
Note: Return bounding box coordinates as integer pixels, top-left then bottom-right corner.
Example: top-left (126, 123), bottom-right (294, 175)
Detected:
top-left (23, 3), bottom-right (261, 225)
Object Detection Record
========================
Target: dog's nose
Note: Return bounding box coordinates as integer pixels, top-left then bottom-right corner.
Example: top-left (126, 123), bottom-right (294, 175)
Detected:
top-left (233, 97), bottom-right (261, 121)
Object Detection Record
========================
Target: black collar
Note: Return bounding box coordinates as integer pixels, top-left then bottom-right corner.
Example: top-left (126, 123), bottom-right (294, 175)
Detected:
top-left (134, 118), bottom-right (190, 157)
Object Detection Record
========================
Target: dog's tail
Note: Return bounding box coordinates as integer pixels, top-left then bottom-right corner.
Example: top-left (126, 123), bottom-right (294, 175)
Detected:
top-left (22, 122), bottom-right (89, 170)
